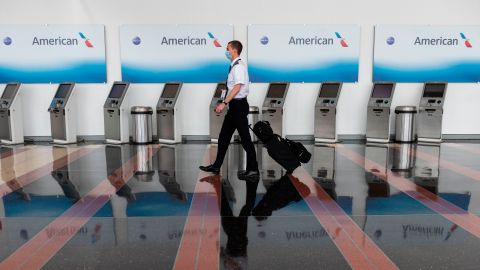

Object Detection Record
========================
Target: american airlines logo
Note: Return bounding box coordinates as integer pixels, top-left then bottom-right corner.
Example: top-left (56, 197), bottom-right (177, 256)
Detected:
top-left (413, 33), bottom-right (472, 47)
top-left (159, 32), bottom-right (222, 47)
top-left (287, 32), bottom-right (349, 47)
top-left (30, 32), bottom-right (94, 48)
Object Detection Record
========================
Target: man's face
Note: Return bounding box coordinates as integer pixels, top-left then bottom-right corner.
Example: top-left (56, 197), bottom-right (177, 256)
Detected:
top-left (226, 44), bottom-right (235, 55)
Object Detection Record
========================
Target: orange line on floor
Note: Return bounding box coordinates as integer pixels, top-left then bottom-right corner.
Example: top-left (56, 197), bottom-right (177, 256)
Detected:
top-left (290, 167), bottom-right (399, 270)
top-left (0, 145), bottom-right (159, 270)
top-left (416, 143), bottom-right (480, 182)
top-left (173, 145), bottom-right (221, 270)
top-left (0, 146), bottom-right (100, 197)
top-left (337, 145), bottom-right (480, 239)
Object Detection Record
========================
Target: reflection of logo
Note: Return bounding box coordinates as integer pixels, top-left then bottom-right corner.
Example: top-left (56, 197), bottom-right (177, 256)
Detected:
top-left (460, 32), bottom-right (472, 48)
top-left (386, 36), bottom-right (395, 45)
top-left (335, 32), bottom-right (348, 47)
top-left (207, 32), bottom-right (222, 47)
top-left (132, 36), bottom-right (141, 45)
top-left (260, 36), bottom-right (269, 45)
top-left (78, 32), bottom-right (93, 48)
top-left (3, 37), bottom-right (12, 46)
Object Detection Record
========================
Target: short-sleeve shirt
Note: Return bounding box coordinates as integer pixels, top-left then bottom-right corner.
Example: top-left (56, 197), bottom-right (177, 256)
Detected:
top-left (227, 57), bottom-right (249, 99)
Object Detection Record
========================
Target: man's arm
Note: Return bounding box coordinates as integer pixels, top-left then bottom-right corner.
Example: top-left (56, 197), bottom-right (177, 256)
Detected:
top-left (224, 84), bottom-right (242, 103)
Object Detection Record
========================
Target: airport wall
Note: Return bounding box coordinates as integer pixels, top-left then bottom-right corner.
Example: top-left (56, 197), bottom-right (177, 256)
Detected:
top-left (1, 0), bottom-right (480, 139)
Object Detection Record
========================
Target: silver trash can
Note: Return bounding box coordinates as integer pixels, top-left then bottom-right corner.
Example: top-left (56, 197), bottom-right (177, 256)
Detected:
top-left (395, 106), bottom-right (417, 143)
top-left (249, 106), bottom-right (259, 143)
top-left (131, 106), bottom-right (153, 144)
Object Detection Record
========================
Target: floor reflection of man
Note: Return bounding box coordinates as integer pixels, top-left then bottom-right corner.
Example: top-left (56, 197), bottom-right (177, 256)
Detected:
top-left (220, 176), bottom-right (258, 270)
top-left (253, 173), bottom-right (310, 221)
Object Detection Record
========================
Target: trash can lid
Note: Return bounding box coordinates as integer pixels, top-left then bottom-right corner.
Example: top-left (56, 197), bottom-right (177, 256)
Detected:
top-left (249, 106), bottom-right (259, 113)
top-left (131, 106), bottom-right (153, 114)
top-left (395, 106), bottom-right (417, 113)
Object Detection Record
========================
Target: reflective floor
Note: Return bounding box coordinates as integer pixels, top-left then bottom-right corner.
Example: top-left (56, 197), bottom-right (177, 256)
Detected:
top-left (1, 142), bottom-right (480, 269)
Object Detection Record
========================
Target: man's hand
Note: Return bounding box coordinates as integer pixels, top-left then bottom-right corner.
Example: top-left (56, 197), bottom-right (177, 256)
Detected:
top-left (215, 103), bottom-right (226, 113)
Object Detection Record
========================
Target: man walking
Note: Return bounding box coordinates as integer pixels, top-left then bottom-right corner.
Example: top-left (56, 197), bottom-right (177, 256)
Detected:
top-left (200, 40), bottom-right (259, 181)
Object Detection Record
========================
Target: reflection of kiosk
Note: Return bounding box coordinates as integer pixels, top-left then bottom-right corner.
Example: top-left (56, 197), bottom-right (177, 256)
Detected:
top-left (365, 144), bottom-right (391, 197)
top-left (48, 83), bottom-right (77, 144)
top-left (0, 83), bottom-right (23, 144)
top-left (51, 150), bottom-right (81, 202)
top-left (314, 82), bottom-right (342, 143)
top-left (209, 82), bottom-right (227, 143)
top-left (105, 145), bottom-right (135, 200)
top-left (366, 82), bottom-right (396, 143)
top-left (104, 82), bottom-right (130, 144)
top-left (262, 82), bottom-right (289, 136)
top-left (158, 145), bottom-right (186, 201)
top-left (312, 145), bottom-right (337, 198)
top-left (414, 143), bottom-right (440, 194)
top-left (417, 82), bottom-right (448, 143)
top-left (157, 82), bottom-right (183, 144)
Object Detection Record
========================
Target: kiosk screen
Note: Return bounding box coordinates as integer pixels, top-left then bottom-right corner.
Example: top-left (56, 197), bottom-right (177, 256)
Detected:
top-left (1, 84), bottom-right (18, 99)
top-left (55, 84), bottom-right (73, 99)
top-left (109, 84), bottom-right (127, 99)
top-left (161, 83), bottom-right (181, 98)
top-left (214, 83), bottom-right (227, 98)
top-left (319, 83), bottom-right (341, 98)
top-left (372, 83), bottom-right (394, 98)
top-left (423, 83), bottom-right (446, 98)
top-left (267, 83), bottom-right (288, 98)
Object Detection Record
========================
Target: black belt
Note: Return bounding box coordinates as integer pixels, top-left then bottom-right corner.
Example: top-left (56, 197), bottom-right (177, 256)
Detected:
top-left (231, 97), bottom-right (247, 101)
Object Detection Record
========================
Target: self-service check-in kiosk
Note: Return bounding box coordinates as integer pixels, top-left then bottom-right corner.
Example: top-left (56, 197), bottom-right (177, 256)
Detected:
top-left (417, 82), bottom-right (448, 143)
top-left (210, 82), bottom-right (227, 143)
top-left (262, 82), bottom-right (289, 136)
top-left (157, 82), bottom-right (183, 144)
top-left (366, 82), bottom-right (396, 143)
top-left (315, 82), bottom-right (342, 143)
top-left (104, 82), bottom-right (131, 144)
top-left (0, 83), bottom-right (23, 144)
top-left (48, 83), bottom-right (77, 144)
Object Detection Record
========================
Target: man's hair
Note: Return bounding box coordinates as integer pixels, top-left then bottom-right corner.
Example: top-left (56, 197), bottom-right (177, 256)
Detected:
top-left (228, 40), bottom-right (243, 55)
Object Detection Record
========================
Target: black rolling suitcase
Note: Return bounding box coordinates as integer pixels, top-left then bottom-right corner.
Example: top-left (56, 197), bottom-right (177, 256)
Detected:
top-left (251, 121), bottom-right (311, 174)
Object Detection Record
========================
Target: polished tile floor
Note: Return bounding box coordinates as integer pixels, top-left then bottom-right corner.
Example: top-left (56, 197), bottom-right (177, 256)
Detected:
top-left (1, 142), bottom-right (480, 269)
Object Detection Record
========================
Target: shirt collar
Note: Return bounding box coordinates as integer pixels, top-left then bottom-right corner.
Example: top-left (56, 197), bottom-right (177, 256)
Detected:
top-left (230, 57), bottom-right (241, 66)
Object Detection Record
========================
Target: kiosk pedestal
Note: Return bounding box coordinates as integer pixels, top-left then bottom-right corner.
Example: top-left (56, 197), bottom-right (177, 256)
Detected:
top-left (417, 82), bottom-right (448, 143)
top-left (261, 82), bottom-right (289, 136)
top-left (0, 83), bottom-right (23, 144)
top-left (104, 82), bottom-right (130, 144)
top-left (209, 83), bottom-right (227, 143)
top-left (157, 82), bottom-right (183, 144)
top-left (48, 83), bottom-right (77, 144)
top-left (366, 82), bottom-right (396, 143)
top-left (314, 82), bottom-right (342, 143)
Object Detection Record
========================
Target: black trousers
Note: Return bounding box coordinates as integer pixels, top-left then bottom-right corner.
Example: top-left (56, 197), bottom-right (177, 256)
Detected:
top-left (213, 98), bottom-right (258, 171)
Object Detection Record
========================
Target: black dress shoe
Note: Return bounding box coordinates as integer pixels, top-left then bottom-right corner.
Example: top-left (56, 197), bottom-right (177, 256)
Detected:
top-left (199, 164), bottom-right (220, 174)
top-left (238, 170), bottom-right (260, 182)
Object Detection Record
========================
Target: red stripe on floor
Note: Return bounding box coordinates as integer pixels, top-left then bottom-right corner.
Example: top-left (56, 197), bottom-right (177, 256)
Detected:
top-left (173, 145), bottom-right (221, 270)
top-left (337, 145), bottom-right (480, 239)
top-left (290, 167), bottom-right (398, 270)
top-left (0, 145), bottom-right (159, 270)
top-left (0, 147), bottom-right (98, 197)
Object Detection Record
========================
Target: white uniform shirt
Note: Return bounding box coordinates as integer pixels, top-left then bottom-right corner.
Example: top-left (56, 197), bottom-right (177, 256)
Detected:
top-left (227, 57), bottom-right (249, 99)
